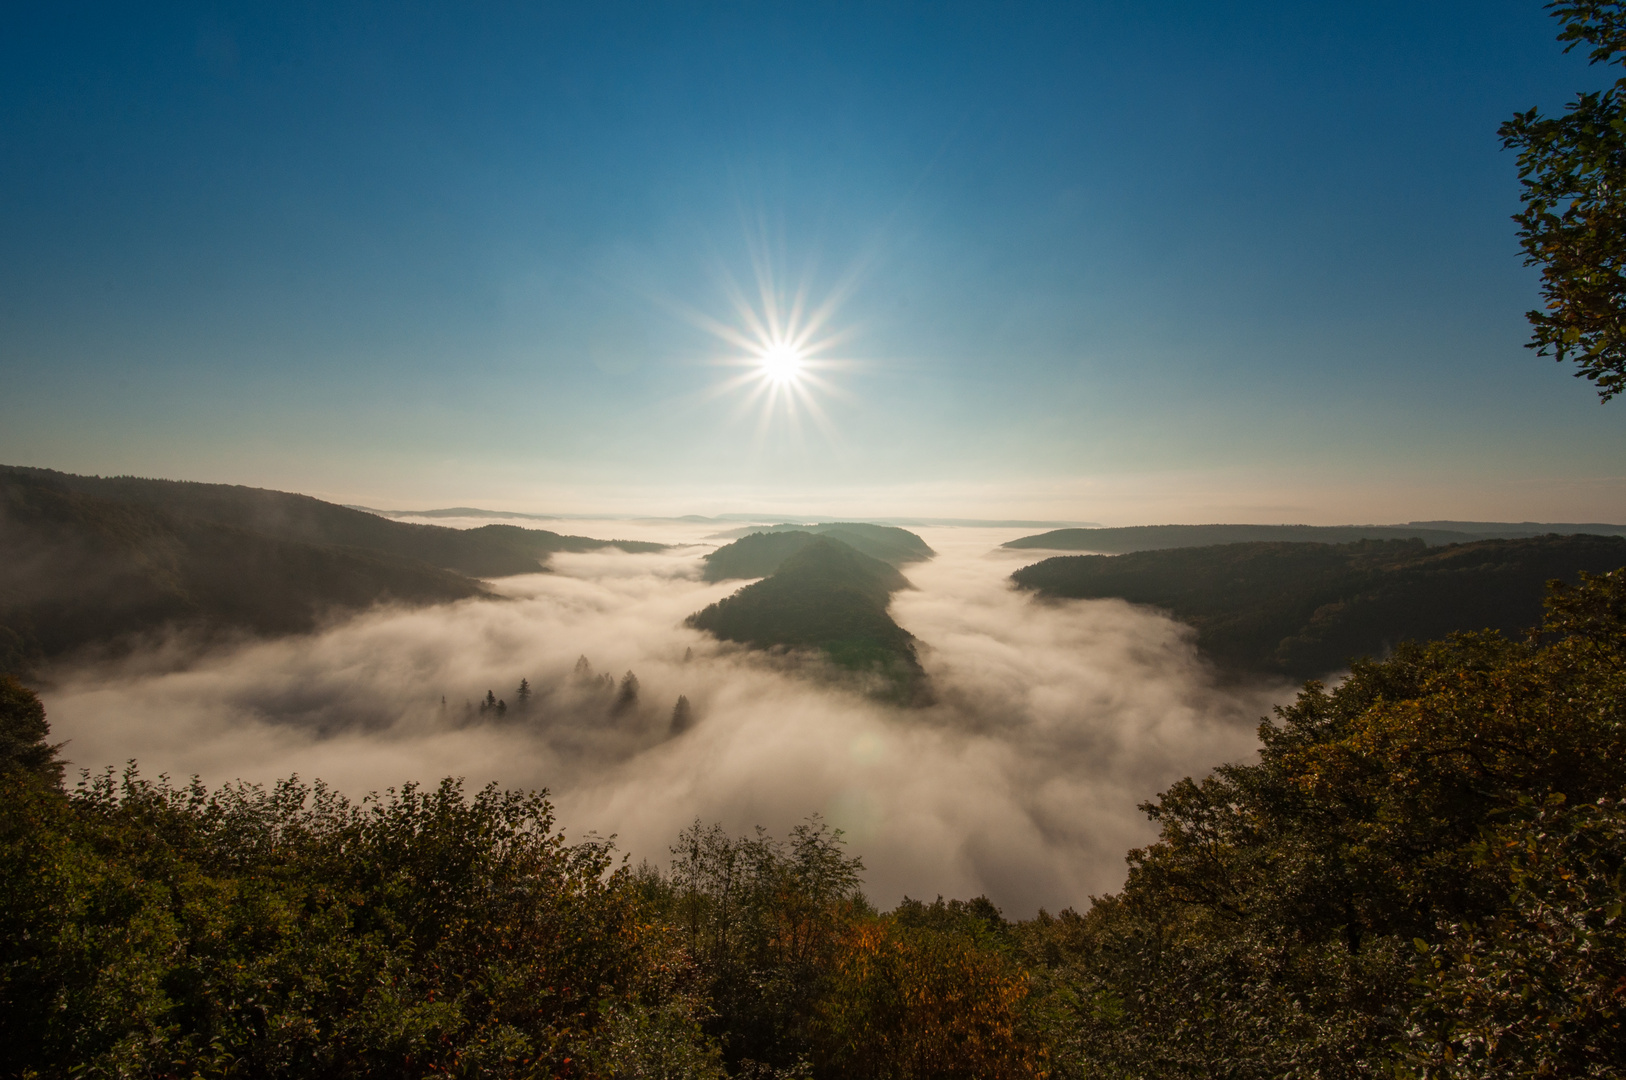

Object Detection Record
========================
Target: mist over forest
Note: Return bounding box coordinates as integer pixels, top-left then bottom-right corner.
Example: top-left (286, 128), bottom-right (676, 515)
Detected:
top-left (32, 512), bottom-right (1278, 914)
top-left (13, 1), bottom-right (1626, 1074)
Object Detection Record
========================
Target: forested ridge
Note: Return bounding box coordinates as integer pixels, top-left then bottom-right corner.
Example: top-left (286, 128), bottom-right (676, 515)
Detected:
top-left (1003, 521), bottom-right (1626, 554)
top-left (0, 467), bottom-right (663, 677)
top-left (4, 568), bottom-right (1626, 1077)
top-left (701, 524), bottom-right (934, 580)
top-left (688, 536), bottom-right (927, 702)
top-left (1012, 533), bottom-right (1626, 680)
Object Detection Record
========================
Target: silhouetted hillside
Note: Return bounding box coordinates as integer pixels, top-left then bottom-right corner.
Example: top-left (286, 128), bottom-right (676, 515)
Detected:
top-left (1011, 534), bottom-right (1626, 679)
top-left (4, 467), bottom-right (664, 576)
top-left (688, 537), bottom-right (925, 700)
top-left (353, 506), bottom-right (565, 522)
top-left (703, 523), bottom-right (933, 581)
top-left (0, 467), bottom-right (665, 675)
top-left (1003, 521), bottom-right (1626, 553)
top-left (1407, 518), bottom-right (1626, 536)
top-left (0, 473), bottom-right (487, 675)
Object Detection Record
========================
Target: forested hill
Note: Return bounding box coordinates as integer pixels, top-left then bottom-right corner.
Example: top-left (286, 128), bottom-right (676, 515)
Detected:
top-left (1011, 534), bottom-right (1626, 680)
top-left (702, 523), bottom-right (933, 580)
top-left (1004, 521), bottom-right (1626, 553)
top-left (688, 537), bottom-right (926, 701)
top-left (0, 467), bottom-right (663, 676)
top-left (3, 467), bottom-right (665, 575)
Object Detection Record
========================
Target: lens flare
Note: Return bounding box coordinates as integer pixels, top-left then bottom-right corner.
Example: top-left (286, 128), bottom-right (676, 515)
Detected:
top-left (676, 238), bottom-right (863, 444)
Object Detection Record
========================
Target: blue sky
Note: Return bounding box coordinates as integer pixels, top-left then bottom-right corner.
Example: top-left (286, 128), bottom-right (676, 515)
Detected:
top-left (2, 1), bottom-right (1622, 522)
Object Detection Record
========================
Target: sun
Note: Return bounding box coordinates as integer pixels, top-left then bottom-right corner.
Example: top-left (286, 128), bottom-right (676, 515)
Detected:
top-left (675, 239), bottom-right (862, 442)
top-left (758, 341), bottom-right (805, 384)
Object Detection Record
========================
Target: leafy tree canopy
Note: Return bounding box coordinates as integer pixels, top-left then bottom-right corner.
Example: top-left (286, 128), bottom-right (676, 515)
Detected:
top-left (1035, 569), bottom-right (1626, 1079)
top-left (1502, 1), bottom-right (1626, 399)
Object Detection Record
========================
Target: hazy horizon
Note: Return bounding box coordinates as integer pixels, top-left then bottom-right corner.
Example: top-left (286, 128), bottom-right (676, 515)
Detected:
top-left (5, 2), bottom-right (1626, 526)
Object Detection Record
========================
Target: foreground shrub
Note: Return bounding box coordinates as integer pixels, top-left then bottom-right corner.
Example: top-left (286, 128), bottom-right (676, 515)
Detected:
top-left (0, 768), bottom-right (653, 1078)
top-left (1042, 569), bottom-right (1626, 1079)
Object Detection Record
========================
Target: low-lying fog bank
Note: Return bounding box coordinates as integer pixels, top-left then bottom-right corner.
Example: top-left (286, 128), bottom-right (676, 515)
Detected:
top-left (41, 521), bottom-right (1291, 915)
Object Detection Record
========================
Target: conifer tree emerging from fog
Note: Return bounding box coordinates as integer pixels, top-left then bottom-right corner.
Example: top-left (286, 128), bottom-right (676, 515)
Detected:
top-left (671, 694), bottom-right (694, 734)
top-left (614, 671), bottom-right (640, 714)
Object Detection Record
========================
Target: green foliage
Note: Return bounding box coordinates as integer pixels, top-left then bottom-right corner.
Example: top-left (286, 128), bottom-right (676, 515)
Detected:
top-left (644, 824), bottom-right (1043, 1080)
top-left (1501, 1), bottom-right (1626, 400)
top-left (1033, 569), bottom-right (1626, 1079)
top-left (703, 532), bottom-right (832, 582)
top-left (813, 917), bottom-right (1043, 1080)
top-left (0, 770), bottom-right (649, 1078)
top-left (657, 818), bottom-right (867, 1073)
top-left (703, 526), bottom-right (933, 581)
top-left (586, 999), bottom-right (728, 1080)
top-left (688, 538), bottom-right (926, 702)
top-left (1012, 533), bottom-right (1626, 679)
top-left (0, 676), bottom-right (62, 786)
top-left (1401, 795), bottom-right (1626, 1078)
top-left (812, 894), bottom-right (1045, 1080)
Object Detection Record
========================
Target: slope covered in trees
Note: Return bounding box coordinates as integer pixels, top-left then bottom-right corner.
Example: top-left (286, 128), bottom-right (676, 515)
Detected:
top-left (1003, 520), bottom-right (1626, 553)
top-left (1024, 568), bottom-right (1626, 1078)
top-left (4, 466), bottom-right (664, 575)
top-left (6, 568), bottom-right (1625, 1077)
top-left (0, 674), bottom-right (1041, 1079)
top-left (1011, 534), bottom-right (1626, 679)
top-left (0, 466), bottom-right (664, 676)
top-left (702, 523), bottom-right (933, 581)
top-left (688, 537), bottom-right (926, 700)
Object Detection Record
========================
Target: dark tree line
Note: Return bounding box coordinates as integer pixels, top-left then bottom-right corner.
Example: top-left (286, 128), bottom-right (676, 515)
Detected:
top-left (456, 664), bottom-right (691, 727)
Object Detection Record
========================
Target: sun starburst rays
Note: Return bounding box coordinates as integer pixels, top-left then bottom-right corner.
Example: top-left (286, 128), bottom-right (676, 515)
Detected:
top-left (687, 260), bottom-right (860, 447)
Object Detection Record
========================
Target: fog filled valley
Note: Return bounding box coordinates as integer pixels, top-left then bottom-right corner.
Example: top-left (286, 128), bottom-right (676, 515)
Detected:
top-left (10, 471), bottom-right (1626, 1077)
top-left (33, 514), bottom-right (1283, 914)
top-left (18, 1), bottom-right (1626, 1074)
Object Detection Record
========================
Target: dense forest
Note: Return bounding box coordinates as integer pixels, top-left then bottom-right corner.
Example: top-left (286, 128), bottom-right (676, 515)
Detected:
top-left (5, 567), bottom-right (1625, 1077)
top-left (1003, 520), bottom-right (1626, 553)
top-left (688, 536), bottom-right (926, 702)
top-left (1012, 533), bottom-right (1626, 680)
top-left (0, 467), bottom-right (663, 677)
top-left (701, 524), bottom-right (933, 581)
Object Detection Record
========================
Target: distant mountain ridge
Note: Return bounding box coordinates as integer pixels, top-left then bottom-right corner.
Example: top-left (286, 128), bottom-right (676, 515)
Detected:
top-left (0, 466), bottom-right (664, 676)
top-left (709, 518), bottom-right (1090, 534)
top-left (351, 506), bottom-right (567, 522)
top-left (1004, 521), bottom-right (1626, 553)
top-left (702, 524), bottom-right (934, 580)
top-left (1011, 534), bottom-right (1626, 680)
top-left (688, 536), bottom-right (927, 702)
